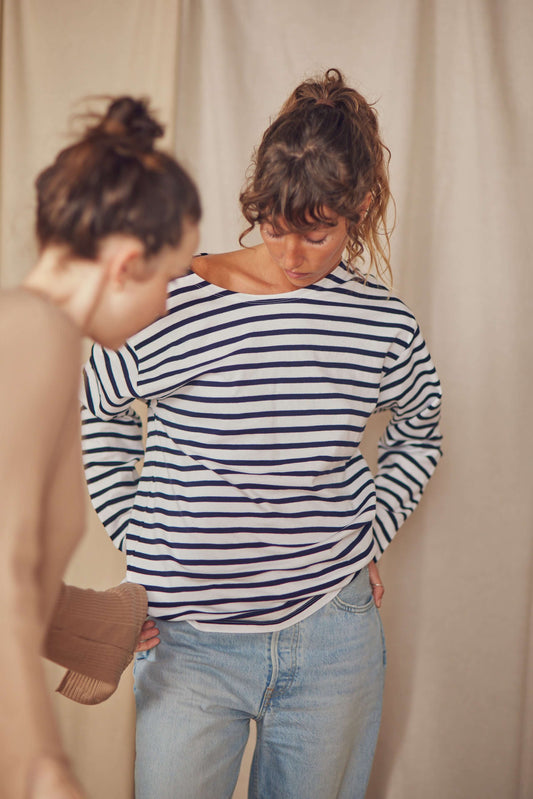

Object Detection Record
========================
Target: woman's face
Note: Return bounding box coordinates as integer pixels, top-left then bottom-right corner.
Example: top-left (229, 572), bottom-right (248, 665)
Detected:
top-left (260, 212), bottom-right (348, 288)
top-left (123, 226), bottom-right (199, 339)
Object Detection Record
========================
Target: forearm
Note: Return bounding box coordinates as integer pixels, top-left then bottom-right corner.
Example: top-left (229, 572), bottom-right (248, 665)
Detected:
top-left (81, 343), bottom-right (144, 549)
top-left (81, 407), bottom-right (143, 549)
top-left (0, 570), bottom-right (78, 797)
top-left (27, 756), bottom-right (85, 798)
top-left (372, 316), bottom-right (443, 556)
top-left (372, 399), bottom-right (442, 556)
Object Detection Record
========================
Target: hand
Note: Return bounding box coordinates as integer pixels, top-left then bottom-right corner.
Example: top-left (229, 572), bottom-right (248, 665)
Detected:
top-left (368, 561), bottom-right (384, 609)
top-left (134, 619), bottom-right (160, 653)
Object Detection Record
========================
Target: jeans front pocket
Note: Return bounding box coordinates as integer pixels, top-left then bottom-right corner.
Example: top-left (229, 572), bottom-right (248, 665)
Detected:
top-left (331, 567), bottom-right (374, 614)
top-left (133, 633), bottom-right (156, 682)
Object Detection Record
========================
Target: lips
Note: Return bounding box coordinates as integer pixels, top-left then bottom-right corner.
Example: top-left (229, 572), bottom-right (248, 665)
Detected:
top-left (285, 269), bottom-right (308, 279)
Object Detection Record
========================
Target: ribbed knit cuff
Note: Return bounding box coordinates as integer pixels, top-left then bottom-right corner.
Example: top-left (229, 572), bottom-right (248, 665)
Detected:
top-left (45, 582), bottom-right (147, 705)
top-left (56, 670), bottom-right (117, 706)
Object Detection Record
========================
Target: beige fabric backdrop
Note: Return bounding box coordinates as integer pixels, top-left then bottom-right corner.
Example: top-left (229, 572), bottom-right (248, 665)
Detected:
top-left (1, 1), bottom-right (532, 798)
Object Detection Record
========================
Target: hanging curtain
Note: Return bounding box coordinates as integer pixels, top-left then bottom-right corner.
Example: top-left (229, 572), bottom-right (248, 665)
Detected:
top-left (174, 3), bottom-right (533, 798)
top-left (1, 1), bottom-right (531, 797)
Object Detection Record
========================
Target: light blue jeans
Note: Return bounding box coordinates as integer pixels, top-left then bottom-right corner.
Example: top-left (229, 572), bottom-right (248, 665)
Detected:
top-left (134, 568), bottom-right (386, 799)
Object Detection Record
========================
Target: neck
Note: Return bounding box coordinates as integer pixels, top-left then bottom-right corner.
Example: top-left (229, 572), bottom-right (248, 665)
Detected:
top-left (23, 246), bottom-right (107, 335)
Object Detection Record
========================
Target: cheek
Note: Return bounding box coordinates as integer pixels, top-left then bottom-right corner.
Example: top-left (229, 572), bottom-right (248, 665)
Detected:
top-left (147, 282), bottom-right (168, 319)
top-left (322, 239), bottom-right (345, 264)
top-left (262, 234), bottom-right (284, 256)
top-left (129, 280), bottom-right (168, 332)
top-left (263, 240), bottom-right (277, 258)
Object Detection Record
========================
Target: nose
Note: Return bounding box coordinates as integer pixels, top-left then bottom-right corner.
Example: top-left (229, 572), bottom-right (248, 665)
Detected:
top-left (281, 235), bottom-right (303, 270)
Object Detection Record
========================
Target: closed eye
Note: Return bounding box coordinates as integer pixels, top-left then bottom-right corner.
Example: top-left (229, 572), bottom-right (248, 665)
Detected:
top-left (305, 236), bottom-right (327, 245)
top-left (263, 227), bottom-right (328, 245)
top-left (263, 228), bottom-right (282, 239)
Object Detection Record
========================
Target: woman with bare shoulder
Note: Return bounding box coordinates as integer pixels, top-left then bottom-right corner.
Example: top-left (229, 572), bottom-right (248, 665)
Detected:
top-left (0, 97), bottom-right (200, 798)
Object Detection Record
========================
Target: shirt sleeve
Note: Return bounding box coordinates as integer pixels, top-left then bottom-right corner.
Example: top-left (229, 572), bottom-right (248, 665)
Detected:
top-left (80, 342), bottom-right (144, 551)
top-left (372, 322), bottom-right (443, 557)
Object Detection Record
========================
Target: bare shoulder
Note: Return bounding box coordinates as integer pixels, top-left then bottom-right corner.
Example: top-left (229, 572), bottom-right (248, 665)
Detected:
top-left (0, 288), bottom-right (81, 395)
top-left (192, 246), bottom-right (266, 292)
top-left (192, 248), bottom-right (251, 278)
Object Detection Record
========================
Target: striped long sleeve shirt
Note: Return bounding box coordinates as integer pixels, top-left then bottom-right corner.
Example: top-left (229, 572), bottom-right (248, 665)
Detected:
top-left (81, 262), bottom-right (442, 631)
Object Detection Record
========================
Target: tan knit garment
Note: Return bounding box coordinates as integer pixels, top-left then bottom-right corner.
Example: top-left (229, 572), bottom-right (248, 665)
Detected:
top-left (45, 582), bottom-right (148, 705)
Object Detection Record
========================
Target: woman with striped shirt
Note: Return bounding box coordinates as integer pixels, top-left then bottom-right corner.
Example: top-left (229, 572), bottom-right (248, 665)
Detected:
top-left (82, 69), bottom-right (442, 799)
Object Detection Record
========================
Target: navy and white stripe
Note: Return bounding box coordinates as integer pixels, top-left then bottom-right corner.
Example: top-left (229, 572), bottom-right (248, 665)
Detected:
top-left (81, 263), bottom-right (442, 631)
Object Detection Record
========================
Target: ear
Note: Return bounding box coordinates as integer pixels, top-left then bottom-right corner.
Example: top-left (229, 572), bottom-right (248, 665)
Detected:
top-left (99, 236), bottom-right (147, 290)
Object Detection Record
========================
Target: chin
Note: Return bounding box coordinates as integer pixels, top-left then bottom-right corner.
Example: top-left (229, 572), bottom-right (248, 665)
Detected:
top-left (91, 333), bottom-right (126, 350)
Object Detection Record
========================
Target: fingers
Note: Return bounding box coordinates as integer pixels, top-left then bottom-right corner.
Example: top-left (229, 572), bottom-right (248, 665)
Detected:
top-left (367, 561), bottom-right (385, 609)
top-left (134, 618), bottom-right (160, 652)
top-left (371, 582), bottom-right (385, 609)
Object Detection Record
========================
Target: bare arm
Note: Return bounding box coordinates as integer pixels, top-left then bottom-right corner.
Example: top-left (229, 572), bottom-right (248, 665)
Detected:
top-left (0, 291), bottom-right (86, 797)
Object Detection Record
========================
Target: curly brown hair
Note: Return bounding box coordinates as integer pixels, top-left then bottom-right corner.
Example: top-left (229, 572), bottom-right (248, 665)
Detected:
top-left (36, 96), bottom-right (201, 259)
top-left (239, 69), bottom-right (394, 285)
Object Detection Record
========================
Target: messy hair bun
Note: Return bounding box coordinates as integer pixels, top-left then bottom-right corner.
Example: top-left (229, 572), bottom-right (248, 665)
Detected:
top-left (240, 68), bottom-right (393, 285)
top-left (86, 96), bottom-right (164, 154)
top-left (35, 95), bottom-right (200, 259)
